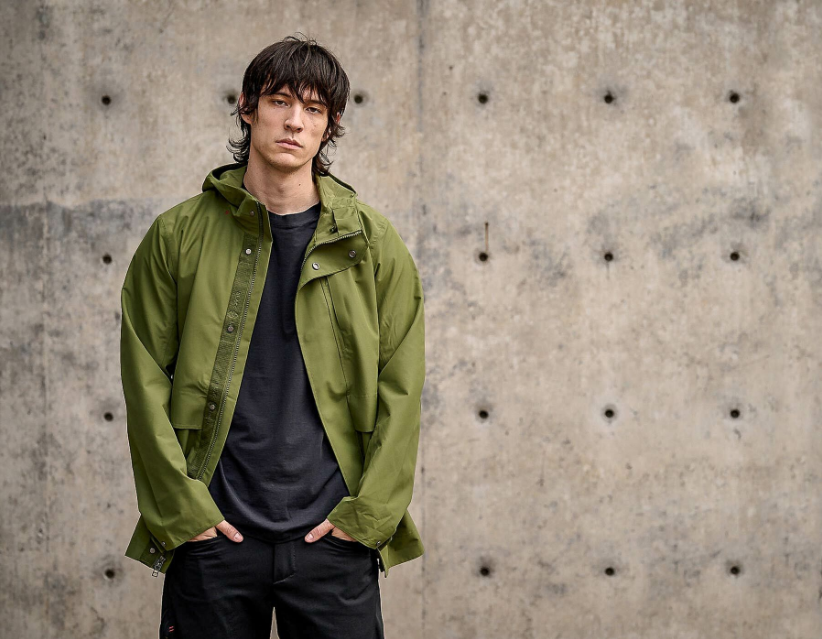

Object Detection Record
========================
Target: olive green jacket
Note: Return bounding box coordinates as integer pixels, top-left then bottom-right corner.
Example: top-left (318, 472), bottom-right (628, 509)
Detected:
top-left (120, 162), bottom-right (425, 578)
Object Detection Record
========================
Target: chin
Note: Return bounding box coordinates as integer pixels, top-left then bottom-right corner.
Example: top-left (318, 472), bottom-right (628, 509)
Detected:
top-left (264, 153), bottom-right (301, 169)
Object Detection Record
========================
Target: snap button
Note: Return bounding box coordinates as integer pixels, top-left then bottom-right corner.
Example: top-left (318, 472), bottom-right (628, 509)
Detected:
top-left (249, 210), bottom-right (255, 216)
top-left (161, 541), bottom-right (166, 546)
top-left (149, 548), bottom-right (156, 554)
top-left (208, 402), bottom-right (216, 411)
top-left (245, 248), bottom-right (252, 255)
top-left (312, 262), bottom-right (320, 270)
top-left (349, 250), bottom-right (356, 258)
top-left (227, 325), bottom-right (234, 333)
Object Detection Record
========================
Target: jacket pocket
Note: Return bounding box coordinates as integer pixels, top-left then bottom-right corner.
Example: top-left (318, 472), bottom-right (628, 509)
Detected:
top-left (319, 276), bottom-right (351, 395)
top-left (347, 392), bottom-right (376, 462)
top-left (170, 389), bottom-right (206, 430)
top-left (170, 389), bottom-right (205, 472)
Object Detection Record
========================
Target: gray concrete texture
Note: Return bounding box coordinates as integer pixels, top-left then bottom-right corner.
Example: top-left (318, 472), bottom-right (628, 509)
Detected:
top-left (2, 0), bottom-right (821, 637)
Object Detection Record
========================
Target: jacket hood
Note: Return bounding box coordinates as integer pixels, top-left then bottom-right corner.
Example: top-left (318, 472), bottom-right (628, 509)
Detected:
top-left (202, 162), bottom-right (358, 211)
top-left (201, 162), bottom-right (366, 245)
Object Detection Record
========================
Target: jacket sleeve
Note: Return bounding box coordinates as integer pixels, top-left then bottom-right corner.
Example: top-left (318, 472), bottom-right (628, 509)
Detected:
top-left (120, 214), bottom-right (225, 551)
top-left (326, 217), bottom-right (425, 548)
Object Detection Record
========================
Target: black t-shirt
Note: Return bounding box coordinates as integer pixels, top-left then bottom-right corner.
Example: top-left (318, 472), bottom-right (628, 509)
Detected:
top-left (207, 196), bottom-right (351, 543)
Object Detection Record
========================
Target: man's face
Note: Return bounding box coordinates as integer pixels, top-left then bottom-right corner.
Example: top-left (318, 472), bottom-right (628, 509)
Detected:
top-left (240, 85), bottom-right (336, 174)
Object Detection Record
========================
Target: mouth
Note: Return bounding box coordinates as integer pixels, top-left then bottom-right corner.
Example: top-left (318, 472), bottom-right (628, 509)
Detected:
top-left (276, 140), bottom-right (301, 149)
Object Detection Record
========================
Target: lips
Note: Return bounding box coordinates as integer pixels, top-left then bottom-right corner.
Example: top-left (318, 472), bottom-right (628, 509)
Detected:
top-left (277, 139), bottom-right (301, 148)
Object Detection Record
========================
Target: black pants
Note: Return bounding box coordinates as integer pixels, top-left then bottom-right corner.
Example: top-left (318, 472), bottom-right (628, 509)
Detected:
top-left (159, 530), bottom-right (384, 639)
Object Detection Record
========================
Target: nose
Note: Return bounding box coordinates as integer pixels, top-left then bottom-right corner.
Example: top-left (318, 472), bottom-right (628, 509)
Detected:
top-left (285, 105), bottom-right (304, 132)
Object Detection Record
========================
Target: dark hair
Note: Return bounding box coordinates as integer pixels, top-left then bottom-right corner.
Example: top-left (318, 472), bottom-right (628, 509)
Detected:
top-left (227, 33), bottom-right (350, 176)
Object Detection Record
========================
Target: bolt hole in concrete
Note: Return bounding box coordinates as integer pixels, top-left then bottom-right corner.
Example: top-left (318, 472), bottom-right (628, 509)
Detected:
top-left (353, 93), bottom-right (365, 105)
top-left (603, 407), bottom-right (616, 420)
top-left (477, 251), bottom-right (489, 262)
top-left (730, 409), bottom-right (740, 419)
top-left (729, 91), bottom-right (740, 103)
top-left (603, 91), bottom-right (615, 104)
top-left (104, 412), bottom-right (114, 421)
top-left (604, 567), bottom-right (616, 576)
top-left (477, 92), bottom-right (488, 104)
top-left (729, 564), bottom-right (742, 576)
top-left (226, 93), bottom-right (237, 105)
top-left (102, 253), bottom-right (112, 264)
top-left (104, 568), bottom-right (116, 579)
top-left (478, 409), bottom-right (489, 420)
top-left (101, 95), bottom-right (111, 105)
top-left (603, 251), bottom-right (614, 262)
top-left (479, 566), bottom-right (491, 577)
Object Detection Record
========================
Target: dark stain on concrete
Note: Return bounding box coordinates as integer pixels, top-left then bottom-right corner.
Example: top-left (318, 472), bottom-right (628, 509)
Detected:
top-left (728, 196), bottom-right (771, 229)
top-left (522, 235), bottom-right (572, 287)
top-left (36, 5), bottom-right (52, 41)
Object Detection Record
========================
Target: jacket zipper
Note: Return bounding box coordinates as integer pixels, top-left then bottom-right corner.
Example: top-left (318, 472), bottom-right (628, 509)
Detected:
top-left (197, 203), bottom-right (264, 481)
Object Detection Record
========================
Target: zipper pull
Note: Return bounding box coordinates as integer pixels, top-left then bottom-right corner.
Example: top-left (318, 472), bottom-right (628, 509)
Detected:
top-left (151, 554), bottom-right (166, 577)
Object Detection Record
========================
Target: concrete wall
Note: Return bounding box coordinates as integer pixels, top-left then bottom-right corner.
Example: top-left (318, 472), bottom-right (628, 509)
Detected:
top-left (3, 0), bottom-right (822, 637)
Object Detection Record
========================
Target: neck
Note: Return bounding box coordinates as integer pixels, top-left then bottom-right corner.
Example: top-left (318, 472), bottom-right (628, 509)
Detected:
top-left (242, 153), bottom-right (320, 215)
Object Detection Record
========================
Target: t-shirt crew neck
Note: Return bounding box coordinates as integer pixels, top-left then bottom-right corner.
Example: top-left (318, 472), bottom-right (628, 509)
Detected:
top-left (267, 202), bottom-right (321, 229)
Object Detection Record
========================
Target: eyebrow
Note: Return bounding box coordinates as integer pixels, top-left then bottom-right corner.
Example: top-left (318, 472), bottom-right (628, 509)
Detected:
top-left (271, 91), bottom-right (326, 107)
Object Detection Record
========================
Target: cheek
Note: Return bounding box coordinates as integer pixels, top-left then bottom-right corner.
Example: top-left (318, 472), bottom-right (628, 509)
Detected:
top-left (314, 123), bottom-right (330, 141)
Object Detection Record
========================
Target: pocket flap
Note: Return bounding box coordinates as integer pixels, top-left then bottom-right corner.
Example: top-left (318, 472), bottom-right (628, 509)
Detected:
top-left (170, 389), bottom-right (206, 429)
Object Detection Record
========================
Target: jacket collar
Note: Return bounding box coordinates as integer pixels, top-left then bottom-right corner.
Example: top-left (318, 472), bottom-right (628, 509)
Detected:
top-left (202, 162), bottom-right (364, 243)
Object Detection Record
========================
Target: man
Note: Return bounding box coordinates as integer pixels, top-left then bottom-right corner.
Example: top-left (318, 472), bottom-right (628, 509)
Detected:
top-left (119, 35), bottom-right (425, 639)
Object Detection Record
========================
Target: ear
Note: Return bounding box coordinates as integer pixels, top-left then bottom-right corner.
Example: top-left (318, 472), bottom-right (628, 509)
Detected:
top-left (324, 112), bottom-right (342, 141)
top-left (239, 92), bottom-right (254, 126)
